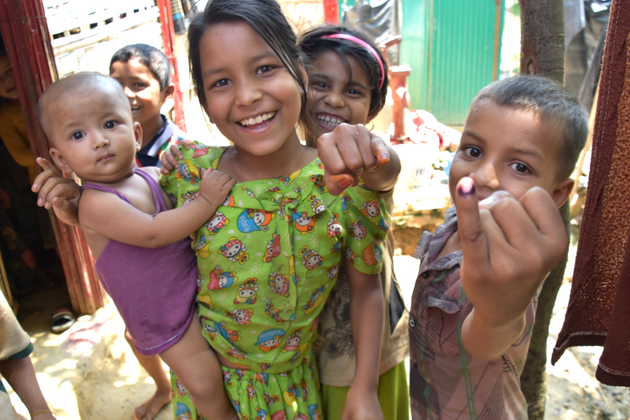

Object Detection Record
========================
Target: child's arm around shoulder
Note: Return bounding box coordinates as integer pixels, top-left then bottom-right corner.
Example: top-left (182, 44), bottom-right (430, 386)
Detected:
top-left (317, 124), bottom-right (401, 195)
top-left (79, 168), bottom-right (234, 248)
top-left (454, 177), bottom-right (568, 360)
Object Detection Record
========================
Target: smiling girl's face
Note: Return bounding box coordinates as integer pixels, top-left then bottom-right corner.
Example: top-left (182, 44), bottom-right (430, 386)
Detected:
top-left (308, 50), bottom-right (372, 140)
top-left (198, 21), bottom-right (304, 159)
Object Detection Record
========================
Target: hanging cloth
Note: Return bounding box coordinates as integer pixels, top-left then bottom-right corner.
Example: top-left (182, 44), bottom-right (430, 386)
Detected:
top-left (551, 0), bottom-right (630, 387)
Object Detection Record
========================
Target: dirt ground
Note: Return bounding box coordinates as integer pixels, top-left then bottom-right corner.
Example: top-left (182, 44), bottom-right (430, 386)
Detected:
top-left (7, 231), bottom-right (629, 419)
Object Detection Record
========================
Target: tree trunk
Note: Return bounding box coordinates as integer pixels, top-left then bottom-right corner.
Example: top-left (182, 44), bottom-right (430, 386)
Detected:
top-left (518, 1), bottom-right (567, 419)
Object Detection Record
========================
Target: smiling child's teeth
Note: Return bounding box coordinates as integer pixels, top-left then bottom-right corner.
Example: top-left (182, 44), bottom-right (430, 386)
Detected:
top-left (240, 112), bottom-right (274, 126)
top-left (318, 115), bottom-right (343, 127)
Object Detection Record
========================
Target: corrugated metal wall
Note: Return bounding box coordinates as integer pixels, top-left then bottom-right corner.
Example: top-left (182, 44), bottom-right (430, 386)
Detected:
top-left (417, 0), bottom-right (504, 124)
top-left (340, 0), bottom-right (504, 126)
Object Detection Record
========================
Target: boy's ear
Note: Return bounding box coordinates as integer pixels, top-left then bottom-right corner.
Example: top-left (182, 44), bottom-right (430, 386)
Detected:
top-left (49, 148), bottom-right (73, 175)
top-left (551, 178), bottom-right (574, 208)
top-left (133, 122), bottom-right (143, 150)
top-left (162, 84), bottom-right (175, 103)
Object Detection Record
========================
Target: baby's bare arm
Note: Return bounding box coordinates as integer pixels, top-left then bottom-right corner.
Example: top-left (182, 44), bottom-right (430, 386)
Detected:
top-left (80, 169), bottom-right (234, 248)
top-left (454, 177), bottom-right (568, 360)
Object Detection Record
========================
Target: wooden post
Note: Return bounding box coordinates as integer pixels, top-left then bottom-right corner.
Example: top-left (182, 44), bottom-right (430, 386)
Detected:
top-left (0, 0), bottom-right (104, 315)
top-left (518, 1), bottom-right (567, 419)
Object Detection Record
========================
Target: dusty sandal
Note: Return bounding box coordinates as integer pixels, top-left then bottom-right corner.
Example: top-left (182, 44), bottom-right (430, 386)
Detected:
top-left (50, 305), bottom-right (76, 334)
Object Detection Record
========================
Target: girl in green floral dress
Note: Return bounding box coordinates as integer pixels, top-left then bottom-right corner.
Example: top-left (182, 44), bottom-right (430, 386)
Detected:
top-left (164, 0), bottom-right (391, 419)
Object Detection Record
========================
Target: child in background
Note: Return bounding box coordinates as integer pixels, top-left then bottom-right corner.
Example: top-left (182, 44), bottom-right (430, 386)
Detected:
top-left (38, 72), bottom-right (237, 420)
top-left (300, 26), bottom-right (409, 420)
top-left (160, 0), bottom-right (390, 418)
top-left (0, 292), bottom-right (56, 420)
top-left (0, 44), bottom-right (37, 184)
top-left (109, 44), bottom-right (187, 169)
top-left (409, 76), bottom-right (588, 419)
top-left (0, 37), bottom-right (59, 299)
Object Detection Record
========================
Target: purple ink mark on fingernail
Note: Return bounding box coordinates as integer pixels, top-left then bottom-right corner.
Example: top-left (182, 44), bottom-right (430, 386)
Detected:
top-left (457, 178), bottom-right (476, 197)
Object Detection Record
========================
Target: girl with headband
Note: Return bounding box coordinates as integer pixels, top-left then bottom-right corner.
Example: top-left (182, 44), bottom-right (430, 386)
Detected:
top-left (299, 25), bottom-right (410, 420)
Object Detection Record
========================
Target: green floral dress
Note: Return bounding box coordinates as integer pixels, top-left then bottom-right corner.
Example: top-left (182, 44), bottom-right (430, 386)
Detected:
top-left (162, 144), bottom-right (389, 420)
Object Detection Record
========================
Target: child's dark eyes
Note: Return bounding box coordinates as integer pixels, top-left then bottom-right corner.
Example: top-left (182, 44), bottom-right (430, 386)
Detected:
top-left (257, 65), bottom-right (275, 75)
top-left (510, 162), bottom-right (531, 174)
top-left (71, 131), bottom-right (84, 140)
top-left (311, 81), bottom-right (329, 90)
top-left (212, 78), bottom-right (230, 88)
top-left (463, 146), bottom-right (482, 158)
top-left (104, 120), bottom-right (117, 129)
top-left (345, 88), bottom-right (366, 97)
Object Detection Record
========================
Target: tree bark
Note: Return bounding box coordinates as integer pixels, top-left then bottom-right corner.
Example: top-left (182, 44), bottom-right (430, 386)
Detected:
top-left (518, 1), bottom-right (567, 419)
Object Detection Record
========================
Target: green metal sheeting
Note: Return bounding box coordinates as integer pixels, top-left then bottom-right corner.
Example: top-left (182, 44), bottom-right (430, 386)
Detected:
top-left (339, 0), bottom-right (505, 125)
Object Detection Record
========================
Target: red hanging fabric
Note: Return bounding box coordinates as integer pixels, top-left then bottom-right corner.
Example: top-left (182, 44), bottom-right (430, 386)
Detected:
top-left (552, 0), bottom-right (630, 387)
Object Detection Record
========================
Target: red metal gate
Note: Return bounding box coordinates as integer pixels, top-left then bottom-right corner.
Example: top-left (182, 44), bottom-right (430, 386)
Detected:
top-left (0, 0), bottom-right (104, 315)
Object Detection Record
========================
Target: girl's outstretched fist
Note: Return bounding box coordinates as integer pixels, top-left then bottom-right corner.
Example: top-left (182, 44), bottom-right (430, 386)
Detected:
top-left (32, 157), bottom-right (81, 226)
top-left (454, 177), bottom-right (568, 359)
top-left (317, 124), bottom-right (400, 195)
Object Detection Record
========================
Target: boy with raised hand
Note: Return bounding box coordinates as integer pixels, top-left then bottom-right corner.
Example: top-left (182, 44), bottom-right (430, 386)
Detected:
top-left (409, 75), bottom-right (587, 419)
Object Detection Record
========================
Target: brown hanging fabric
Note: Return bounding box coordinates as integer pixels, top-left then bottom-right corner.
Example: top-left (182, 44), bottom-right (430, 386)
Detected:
top-left (552, 0), bottom-right (630, 387)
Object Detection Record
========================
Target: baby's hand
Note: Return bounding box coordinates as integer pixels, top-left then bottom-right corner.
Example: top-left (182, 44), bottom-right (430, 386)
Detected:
top-left (160, 141), bottom-right (193, 174)
top-left (317, 124), bottom-right (391, 195)
top-left (198, 169), bottom-right (235, 208)
top-left (32, 157), bottom-right (81, 226)
top-left (455, 177), bottom-right (568, 350)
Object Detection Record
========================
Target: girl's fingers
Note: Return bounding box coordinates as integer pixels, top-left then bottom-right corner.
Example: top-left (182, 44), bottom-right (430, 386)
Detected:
top-left (369, 134), bottom-right (390, 167)
top-left (176, 140), bottom-right (192, 150)
top-left (32, 158), bottom-right (59, 192)
top-left (326, 173), bottom-right (359, 196)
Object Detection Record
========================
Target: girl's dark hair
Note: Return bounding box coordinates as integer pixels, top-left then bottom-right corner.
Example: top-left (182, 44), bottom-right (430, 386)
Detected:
top-left (299, 25), bottom-right (389, 121)
top-left (188, 0), bottom-right (313, 140)
top-left (109, 44), bottom-right (171, 91)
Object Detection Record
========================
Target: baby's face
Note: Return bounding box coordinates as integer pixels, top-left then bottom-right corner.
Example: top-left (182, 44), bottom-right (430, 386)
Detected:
top-left (449, 99), bottom-right (567, 206)
top-left (47, 86), bottom-right (140, 183)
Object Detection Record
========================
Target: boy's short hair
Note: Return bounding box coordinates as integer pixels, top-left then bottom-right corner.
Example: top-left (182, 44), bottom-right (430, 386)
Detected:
top-left (109, 44), bottom-right (171, 90)
top-left (473, 75), bottom-right (588, 180)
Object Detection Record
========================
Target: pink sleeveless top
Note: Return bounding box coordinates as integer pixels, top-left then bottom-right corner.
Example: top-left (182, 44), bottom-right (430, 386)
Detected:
top-left (82, 169), bottom-right (197, 355)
